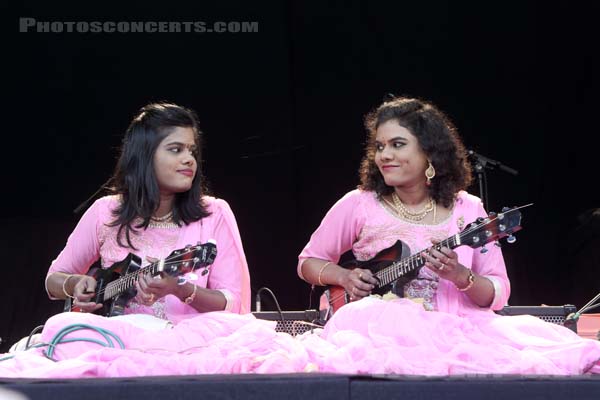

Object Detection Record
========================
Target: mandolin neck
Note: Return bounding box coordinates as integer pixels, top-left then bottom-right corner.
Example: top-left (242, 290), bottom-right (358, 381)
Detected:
top-left (103, 262), bottom-right (158, 300)
top-left (375, 234), bottom-right (460, 287)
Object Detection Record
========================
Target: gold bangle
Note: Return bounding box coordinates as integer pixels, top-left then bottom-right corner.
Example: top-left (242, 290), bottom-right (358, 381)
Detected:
top-left (62, 275), bottom-right (76, 299)
top-left (184, 284), bottom-right (197, 304)
top-left (456, 270), bottom-right (475, 292)
top-left (317, 262), bottom-right (332, 286)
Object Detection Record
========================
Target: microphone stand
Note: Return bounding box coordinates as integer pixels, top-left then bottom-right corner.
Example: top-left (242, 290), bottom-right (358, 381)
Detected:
top-left (73, 177), bottom-right (113, 214)
top-left (468, 150), bottom-right (519, 210)
top-left (566, 291), bottom-right (600, 324)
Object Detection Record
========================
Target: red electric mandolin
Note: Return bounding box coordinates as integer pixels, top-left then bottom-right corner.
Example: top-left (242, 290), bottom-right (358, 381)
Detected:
top-left (324, 206), bottom-right (526, 314)
top-left (65, 240), bottom-right (217, 317)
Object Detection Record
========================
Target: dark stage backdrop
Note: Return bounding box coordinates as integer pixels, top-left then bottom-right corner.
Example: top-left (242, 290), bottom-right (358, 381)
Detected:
top-left (1, 1), bottom-right (598, 351)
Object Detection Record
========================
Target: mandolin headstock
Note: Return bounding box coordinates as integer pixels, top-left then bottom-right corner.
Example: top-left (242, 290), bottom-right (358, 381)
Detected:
top-left (460, 207), bottom-right (523, 250)
top-left (160, 239), bottom-right (218, 277)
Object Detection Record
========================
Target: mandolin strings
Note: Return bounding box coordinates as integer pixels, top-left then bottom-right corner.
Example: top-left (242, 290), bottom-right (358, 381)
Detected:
top-left (326, 207), bottom-right (524, 306)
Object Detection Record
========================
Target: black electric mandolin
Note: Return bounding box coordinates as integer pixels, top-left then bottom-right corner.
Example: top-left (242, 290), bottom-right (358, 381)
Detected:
top-left (325, 206), bottom-right (526, 314)
top-left (65, 240), bottom-right (218, 317)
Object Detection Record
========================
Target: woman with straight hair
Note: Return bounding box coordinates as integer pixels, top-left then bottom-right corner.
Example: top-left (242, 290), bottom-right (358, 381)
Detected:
top-left (45, 102), bottom-right (251, 322)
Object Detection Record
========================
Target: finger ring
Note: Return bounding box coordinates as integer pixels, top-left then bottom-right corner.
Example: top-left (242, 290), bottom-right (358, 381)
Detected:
top-left (439, 263), bottom-right (446, 271)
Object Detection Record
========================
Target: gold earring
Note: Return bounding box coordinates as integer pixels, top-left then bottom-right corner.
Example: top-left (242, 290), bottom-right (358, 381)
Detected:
top-left (425, 161), bottom-right (436, 185)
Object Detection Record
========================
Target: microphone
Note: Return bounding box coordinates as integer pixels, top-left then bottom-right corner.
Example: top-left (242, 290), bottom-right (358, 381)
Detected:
top-left (468, 150), bottom-right (519, 176)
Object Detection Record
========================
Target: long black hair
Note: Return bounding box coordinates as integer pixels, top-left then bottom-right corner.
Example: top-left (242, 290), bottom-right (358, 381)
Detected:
top-left (359, 96), bottom-right (472, 208)
top-left (108, 102), bottom-right (210, 249)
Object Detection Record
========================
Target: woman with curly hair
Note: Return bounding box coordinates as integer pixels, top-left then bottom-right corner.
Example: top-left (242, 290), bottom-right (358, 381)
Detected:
top-left (294, 96), bottom-right (600, 375)
top-left (298, 95), bottom-right (507, 313)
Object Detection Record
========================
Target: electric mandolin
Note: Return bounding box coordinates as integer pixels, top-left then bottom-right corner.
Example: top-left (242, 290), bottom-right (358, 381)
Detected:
top-left (65, 240), bottom-right (217, 316)
top-left (325, 207), bottom-right (525, 314)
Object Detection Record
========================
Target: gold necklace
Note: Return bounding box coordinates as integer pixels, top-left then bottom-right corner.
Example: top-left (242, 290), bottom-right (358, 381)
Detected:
top-left (390, 193), bottom-right (436, 222)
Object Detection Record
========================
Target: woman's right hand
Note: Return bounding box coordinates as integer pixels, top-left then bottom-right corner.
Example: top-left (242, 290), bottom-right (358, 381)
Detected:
top-left (71, 275), bottom-right (102, 313)
top-left (340, 268), bottom-right (377, 301)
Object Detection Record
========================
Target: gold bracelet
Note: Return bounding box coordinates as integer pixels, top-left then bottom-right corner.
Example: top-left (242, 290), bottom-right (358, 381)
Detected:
top-left (184, 284), bottom-right (197, 304)
top-left (456, 270), bottom-right (475, 292)
top-left (62, 275), bottom-right (76, 299)
top-left (317, 262), bottom-right (332, 286)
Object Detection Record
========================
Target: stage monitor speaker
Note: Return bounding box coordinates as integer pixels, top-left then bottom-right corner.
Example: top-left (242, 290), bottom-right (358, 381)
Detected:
top-left (252, 310), bottom-right (322, 336)
top-left (495, 305), bottom-right (578, 333)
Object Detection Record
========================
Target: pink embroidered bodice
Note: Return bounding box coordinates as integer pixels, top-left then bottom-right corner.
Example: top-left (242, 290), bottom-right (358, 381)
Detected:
top-left (298, 189), bottom-right (511, 316)
top-left (47, 195), bottom-right (251, 321)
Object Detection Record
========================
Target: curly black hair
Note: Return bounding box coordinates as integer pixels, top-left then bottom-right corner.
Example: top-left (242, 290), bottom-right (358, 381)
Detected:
top-left (359, 96), bottom-right (472, 208)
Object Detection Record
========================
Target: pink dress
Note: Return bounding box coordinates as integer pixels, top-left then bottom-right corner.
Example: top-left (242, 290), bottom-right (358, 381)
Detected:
top-left (46, 195), bottom-right (251, 318)
top-left (298, 189), bottom-right (510, 315)
top-left (2, 191), bottom-right (599, 377)
top-left (296, 189), bottom-right (600, 374)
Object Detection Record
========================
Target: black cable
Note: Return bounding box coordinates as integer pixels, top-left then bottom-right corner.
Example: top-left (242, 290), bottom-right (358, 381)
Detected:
top-left (308, 285), bottom-right (315, 310)
top-left (483, 169), bottom-right (489, 211)
top-left (256, 287), bottom-right (284, 322)
top-left (25, 325), bottom-right (45, 350)
top-left (73, 177), bottom-right (113, 214)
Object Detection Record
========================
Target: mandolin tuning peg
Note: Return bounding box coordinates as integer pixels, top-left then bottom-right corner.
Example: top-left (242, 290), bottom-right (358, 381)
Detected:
top-left (488, 211), bottom-right (496, 218)
top-left (502, 206), bottom-right (510, 212)
top-left (480, 246), bottom-right (488, 254)
top-left (506, 234), bottom-right (516, 244)
top-left (187, 272), bottom-right (198, 281)
top-left (494, 241), bottom-right (502, 248)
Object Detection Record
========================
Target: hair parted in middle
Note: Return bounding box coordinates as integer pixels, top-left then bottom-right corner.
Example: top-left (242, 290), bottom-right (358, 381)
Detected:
top-left (359, 96), bottom-right (473, 208)
top-left (108, 102), bottom-right (211, 249)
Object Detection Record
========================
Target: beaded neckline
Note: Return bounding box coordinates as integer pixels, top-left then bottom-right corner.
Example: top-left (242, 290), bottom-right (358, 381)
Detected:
top-left (151, 211), bottom-right (173, 222)
top-left (148, 220), bottom-right (179, 229)
top-left (147, 210), bottom-right (178, 228)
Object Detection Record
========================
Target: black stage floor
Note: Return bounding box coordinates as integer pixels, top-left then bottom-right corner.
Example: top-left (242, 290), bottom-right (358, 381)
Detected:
top-left (3, 373), bottom-right (600, 400)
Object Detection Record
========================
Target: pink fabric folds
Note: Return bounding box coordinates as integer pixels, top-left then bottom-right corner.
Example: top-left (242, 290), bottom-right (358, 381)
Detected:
top-left (2, 300), bottom-right (600, 378)
top-left (0, 311), bottom-right (314, 378)
top-left (314, 297), bottom-right (600, 375)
